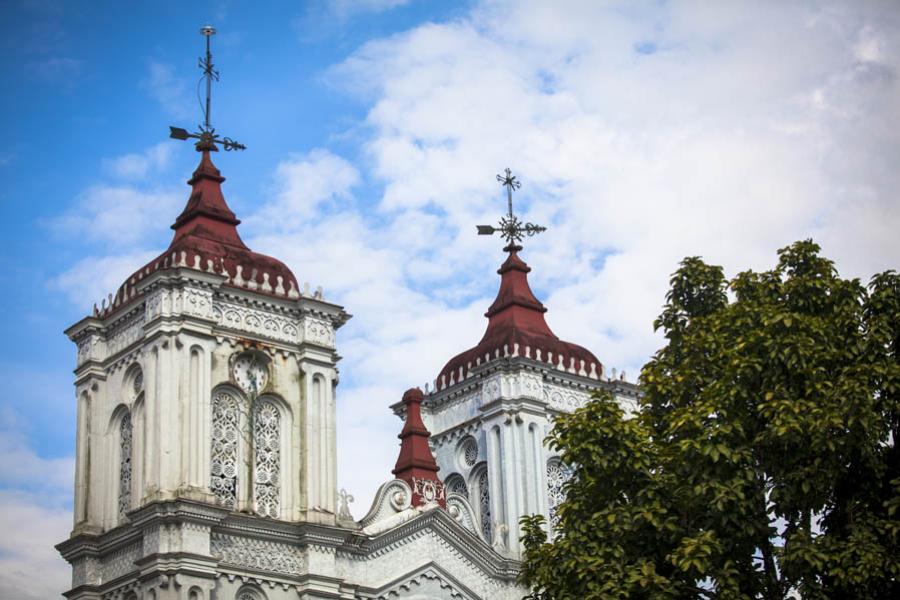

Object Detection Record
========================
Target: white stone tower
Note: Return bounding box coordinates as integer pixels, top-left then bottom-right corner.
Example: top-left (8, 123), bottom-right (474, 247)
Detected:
top-left (58, 146), bottom-right (352, 598)
top-left (406, 242), bottom-right (639, 559)
top-left (56, 31), bottom-right (533, 599)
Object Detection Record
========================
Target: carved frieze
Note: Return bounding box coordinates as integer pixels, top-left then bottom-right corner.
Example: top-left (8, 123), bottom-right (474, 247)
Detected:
top-left (543, 382), bottom-right (591, 412)
top-left (211, 301), bottom-right (301, 345)
top-left (483, 376), bottom-right (502, 402)
top-left (100, 541), bottom-right (141, 582)
top-left (76, 334), bottom-right (102, 366)
top-left (107, 312), bottom-right (146, 357)
top-left (303, 317), bottom-right (335, 349)
top-left (210, 533), bottom-right (306, 575)
top-left (145, 288), bottom-right (168, 321)
top-left (72, 556), bottom-right (100, 588)
top-left (179, 288), bottom-right (214, 319)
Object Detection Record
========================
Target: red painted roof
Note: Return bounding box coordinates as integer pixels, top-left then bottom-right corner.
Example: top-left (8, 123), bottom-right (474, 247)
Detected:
top-left (392, 388), bottom-right (446, 508)
top-left (104, 150), bottom-right (300, 316)
top-left (436, 248), bottom-right (602, 388)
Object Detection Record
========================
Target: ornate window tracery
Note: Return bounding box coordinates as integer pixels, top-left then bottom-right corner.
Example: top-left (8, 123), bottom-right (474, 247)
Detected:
top-left (253, 400), bottom-right (281, 518)
top-left (547, 459), bottom-right (571, 532)
top-left (476, 467), bottom-right (491, 540)
top-left (210, 391), bottom-right (239, 509)
top-left (118, 412), bottom-right (133, 518)
top-left (445, 474), bottom-right (468, 498)
top-left (459, 437), bottom-right (478, 468)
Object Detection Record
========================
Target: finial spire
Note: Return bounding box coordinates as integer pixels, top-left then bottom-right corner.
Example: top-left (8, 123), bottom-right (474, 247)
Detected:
top-left (168, 26), bottom-right (246, 152)
top-left (200, 25), bottom-right (218, 134)
top-left (477, 168), bottom-right (546, 252)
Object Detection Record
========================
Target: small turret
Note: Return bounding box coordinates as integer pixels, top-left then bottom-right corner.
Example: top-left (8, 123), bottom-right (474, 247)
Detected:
top-left (391, 388), bottom-right (446, 508)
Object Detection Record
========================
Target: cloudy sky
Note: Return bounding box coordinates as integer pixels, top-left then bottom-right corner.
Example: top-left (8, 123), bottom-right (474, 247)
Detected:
top-left (2, 0), bottom-right (899, 597)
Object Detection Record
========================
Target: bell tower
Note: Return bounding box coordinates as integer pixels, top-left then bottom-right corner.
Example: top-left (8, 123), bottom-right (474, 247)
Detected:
top-left (405, 169), bottom-right (640, 558)
top-left (58, 28), bottom-right (350, 600)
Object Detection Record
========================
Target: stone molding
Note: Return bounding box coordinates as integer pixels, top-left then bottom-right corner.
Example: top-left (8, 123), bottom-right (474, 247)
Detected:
top-left (211, 532), bottom-right (306, 576)
top-left (59, 496), bottom-right (522, 599)
top-left (359, 480), bottom-right (413, 529)
top-left (370, 563), bottom-right (475, 600)
top-left (445, 494), bottom-right (479, 538)
top-left (68, 271), bottom-right (350, 372)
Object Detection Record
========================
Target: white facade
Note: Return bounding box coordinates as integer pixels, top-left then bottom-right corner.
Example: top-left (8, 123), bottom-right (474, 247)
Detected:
top-left (401, 355), bottom-right (640, 558)
top-left (55, 140), bottom-right (641, 598)
top-left (58, 223), bottom-right (524, 599)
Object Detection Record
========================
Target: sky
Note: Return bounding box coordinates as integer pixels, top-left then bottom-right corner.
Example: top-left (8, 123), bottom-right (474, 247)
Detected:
top-left (1, 0), bottom-right (899, 597)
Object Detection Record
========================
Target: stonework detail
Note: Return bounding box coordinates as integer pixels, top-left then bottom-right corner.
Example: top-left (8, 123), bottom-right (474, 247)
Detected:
top-left (210, 533), bottom-right (305, 575)
top-left (107, 312), bottom-right (146, 357)
top-left (460, 438), bottom-right (478, 467)
top-left (546, 459), bottom-right (571, 532)
top-left (76, 334), bottom-right (101, 366)
top-left (483, 377), bottom-right (501, 402)
top-left (518, 373), bottom-right (543, 399)
top-left (118, 412), bottom-right (133, 518)
top-left (212, 301), bottom-right (300, 344)
top-left (377, 568), bottom-right (467, 599)
top-left (59, 146), bottom-right (534, 600)
top-left (446, 495), bottom-right (478, 536)
top-left (253, 400), bottom-right (281, 518)
top-left (303, 317), bottom-right (335, 348)
top-left (180, 288), bottom-right (214, 319)
top-left (211, 391), bottom-right (240, 510)
top-left (72, 556), bottom-right (100, 588)
top-left (543, 382), bottom-right (591, 412)
top-left (476, 468), bottom-right (491, 541)
top-left (445, 474), bottom-right (468, 498)
top-left (411, 477), bottom-right (445, 506)
top-left (100, 541), bottom-right (141, 582)
top-left (145, 288), bottom-right (169, 321)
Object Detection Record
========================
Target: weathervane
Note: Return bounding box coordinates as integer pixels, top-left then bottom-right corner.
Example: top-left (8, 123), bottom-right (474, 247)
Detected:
top-left (477, 168), bottom-right (546, 250)
top-left (168, 26), bottom-right (246, 152)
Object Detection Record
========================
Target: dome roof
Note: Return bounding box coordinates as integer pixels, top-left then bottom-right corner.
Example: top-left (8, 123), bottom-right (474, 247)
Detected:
top-left (435, 248), bottom-right (602, 389)
top-left (99, 150), bottom-right (300, 318)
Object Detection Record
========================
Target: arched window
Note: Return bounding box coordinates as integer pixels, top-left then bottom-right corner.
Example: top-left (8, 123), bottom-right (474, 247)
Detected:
top-left (210, 390), bottom-right (239, 509)
top-left (546, 459), bottom-right (571, 531)
top-left (253, 399), bottom-right (281, 518)
top-left (118, 411), bottom-right (133, 518)
top-left (236, 585), bottom-right (266, 600)
top-left (445, 473), bottom-right (468, 498)
top-left (474, 466), bottom-right (491, 540)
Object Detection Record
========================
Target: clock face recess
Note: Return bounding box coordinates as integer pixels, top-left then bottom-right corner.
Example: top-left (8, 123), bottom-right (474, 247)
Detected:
top-left (232, 353), bottom-right (269, 394)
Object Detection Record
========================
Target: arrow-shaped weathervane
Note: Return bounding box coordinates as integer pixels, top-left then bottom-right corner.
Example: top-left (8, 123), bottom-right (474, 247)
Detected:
top-left (477, 168), bottom-right (546, 251)
top-left (169, 26), bottom-right (246, 152)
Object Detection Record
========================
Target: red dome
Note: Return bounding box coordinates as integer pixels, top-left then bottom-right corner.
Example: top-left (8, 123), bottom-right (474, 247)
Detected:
top-left (436, 249), bottom-right (602, 389)
top-left (99, 151), bottom-right (300, 317)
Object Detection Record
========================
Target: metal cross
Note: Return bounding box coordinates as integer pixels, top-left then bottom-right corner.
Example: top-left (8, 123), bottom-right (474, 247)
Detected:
top-left (477, 168), bottom-right (546, 250)
top-left (168, 26), bottom-right (246, 152)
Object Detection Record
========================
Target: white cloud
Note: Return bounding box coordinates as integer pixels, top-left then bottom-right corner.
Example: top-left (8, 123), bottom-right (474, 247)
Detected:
top-left (49, 251), bottom-right (158, 310)
top-left (248, 150), bottom-right (360, 230)
top-left (43, 0), bottom-right (900, 550)
top-left (0, 492), bottom-right (72, 600)
top-left (143, 61), bottom-right (191, 118)
top-left (0, 416), bottom-right (73, 600)
top-left (48, 184), bottom-right (181, 248)
top-left (102, 143), bottom-right (174, 180)
top-left (331, 0), bottom-right (900, 375)
top-left (330, 0), bottom-right (411, 18)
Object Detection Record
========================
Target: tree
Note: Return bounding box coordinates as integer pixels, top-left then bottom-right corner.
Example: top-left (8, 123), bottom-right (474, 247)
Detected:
top-left (520, 240), bottom-right (900, 599)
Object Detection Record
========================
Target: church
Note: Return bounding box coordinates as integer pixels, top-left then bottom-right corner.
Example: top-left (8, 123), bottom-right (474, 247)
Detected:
top-left (56, 30), bottom-right (639, 600)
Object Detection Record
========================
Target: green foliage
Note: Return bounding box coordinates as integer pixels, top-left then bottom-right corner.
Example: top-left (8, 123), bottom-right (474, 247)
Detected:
top-left (520, 240), bottom-right (900, 599)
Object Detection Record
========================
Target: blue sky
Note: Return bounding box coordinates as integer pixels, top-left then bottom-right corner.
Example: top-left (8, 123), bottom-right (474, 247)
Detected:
top-left (2, 1), bottom-right (899, 597)
top-left (1, 0), bottom-right (464, 464)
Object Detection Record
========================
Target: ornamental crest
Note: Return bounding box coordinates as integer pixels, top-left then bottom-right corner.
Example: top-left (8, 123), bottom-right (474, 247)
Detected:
top-left (411, 477), bottom-right (446, 506)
